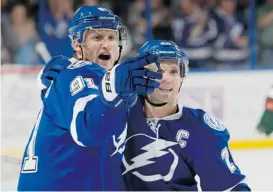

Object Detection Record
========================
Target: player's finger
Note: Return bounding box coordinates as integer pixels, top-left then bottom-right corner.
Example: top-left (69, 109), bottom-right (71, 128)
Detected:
top-left (134, 85), bottom-right (155, 95)
top-left (129, 53), bottom-right (158, 69)
top-left (131, 69), bottom-right (162, 80)
top-left (131, 69), bottom-right (146, 77)
top-left (133, 78), bottom-right (160, 88)
top-left (146, 71), bottom-right (162, 80)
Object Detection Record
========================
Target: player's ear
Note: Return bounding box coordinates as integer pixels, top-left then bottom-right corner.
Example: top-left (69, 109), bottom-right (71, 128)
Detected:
top-left (72, 41), bottom-right (84, 60)
top-left (72, 41), bottom-right (81, 53)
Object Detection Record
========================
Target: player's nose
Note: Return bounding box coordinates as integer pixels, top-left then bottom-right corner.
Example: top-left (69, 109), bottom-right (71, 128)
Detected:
top-left (157, 74), bottom-right (169, 85)
top-left (161, 72), bottom-right (173, 82)
top-left (101, 38), bottom-right (110, 48)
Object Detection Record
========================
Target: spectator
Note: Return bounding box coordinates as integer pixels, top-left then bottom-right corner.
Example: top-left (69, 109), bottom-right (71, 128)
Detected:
top-left (38, 0), bottom-right (73, 59)
top-left (202, 0), bottom-right (217, 9)
top-left (172, 0), bottom-right (217, 68)
top-left (83, 0), bottom-right (100, 5)
top-left (150, 0), bottom-right (174, 40)
top-left (257, 0), bottom-right (273, 66)
top-left (2, 2), bottom-right (40, 65)
top-left (211, 0), bottom-right (249, 69)
top-left (128, 0), bottom-right (173, 53)
top-left (1, 1), bottom-right (11, 64)
top-left (1, 32), bottom-right (11, 64)
top-left (127, 0), bottom-right (146, 53)
top-left (73, 0), bottom-right (110, 10)
top-left (109, 0), bottom-right (132, 26)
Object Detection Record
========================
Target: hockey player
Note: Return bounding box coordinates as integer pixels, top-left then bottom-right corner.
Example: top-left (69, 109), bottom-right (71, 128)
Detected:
top-left (37, 39), bottom-right (250, 191)
top-left (121, 40), bottom-right (251, 191)
top-left (17, 6), bottom-right (162, 191)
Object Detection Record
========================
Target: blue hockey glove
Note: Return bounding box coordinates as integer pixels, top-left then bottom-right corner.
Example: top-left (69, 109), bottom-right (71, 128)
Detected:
top-left (99, 53), bottom-right (162, 108)
top-left (41, 55), bottom-right (71, 88)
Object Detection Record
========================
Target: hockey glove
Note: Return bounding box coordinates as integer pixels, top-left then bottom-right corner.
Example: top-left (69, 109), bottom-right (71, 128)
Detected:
top-left (40, 55), bottom-right (70, 88)
top-left (99, 53), bottom-right (162, 108)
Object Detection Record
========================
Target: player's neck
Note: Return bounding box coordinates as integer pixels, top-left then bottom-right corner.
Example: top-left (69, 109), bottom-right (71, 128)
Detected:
top-left (144, 100), bottom-right (178, 119)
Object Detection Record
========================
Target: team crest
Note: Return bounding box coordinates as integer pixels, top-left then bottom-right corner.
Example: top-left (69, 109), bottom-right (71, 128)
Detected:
top-left (122, 134), bottom-right (179, 182)
top-left (204, 113), bottom-right (225, 131)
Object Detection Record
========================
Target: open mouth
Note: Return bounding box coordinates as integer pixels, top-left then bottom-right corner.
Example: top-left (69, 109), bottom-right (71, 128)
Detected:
top-left (159, 88), bottom-right (172, 92)
top-left (98, 53), bottom-right (111, 60)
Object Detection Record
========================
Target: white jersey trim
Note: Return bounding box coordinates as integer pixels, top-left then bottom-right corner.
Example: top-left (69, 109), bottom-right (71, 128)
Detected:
top-left (146, 104), bottom-right (184, 122)
top-left (70, 94), bottom-right (98, 147)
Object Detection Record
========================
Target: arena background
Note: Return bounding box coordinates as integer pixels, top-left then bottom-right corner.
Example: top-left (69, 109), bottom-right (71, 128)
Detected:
top-left (1, 0), bottom-right (273, 190)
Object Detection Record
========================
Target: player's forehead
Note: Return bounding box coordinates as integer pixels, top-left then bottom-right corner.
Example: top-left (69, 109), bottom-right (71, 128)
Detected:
top-left (159, 60), bottom-right (180, 70)
top-left (85, 28), bottom-right (118, 36)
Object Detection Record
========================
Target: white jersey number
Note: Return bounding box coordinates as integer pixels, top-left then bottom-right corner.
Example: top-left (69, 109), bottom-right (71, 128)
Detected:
top-left (221, 147), bottom-right (236, 173)
top-left (21, 108), bottom-right (43, 173)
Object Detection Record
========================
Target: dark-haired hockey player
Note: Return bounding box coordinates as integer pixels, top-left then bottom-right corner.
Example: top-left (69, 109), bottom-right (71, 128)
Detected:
top-left (121, 40), bottom-right (251, 191)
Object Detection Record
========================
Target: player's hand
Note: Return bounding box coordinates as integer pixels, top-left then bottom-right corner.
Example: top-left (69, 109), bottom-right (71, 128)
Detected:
top-left (99, 53), bottom-right (162, 108)
top-left (39, 56), bottom-right (70, 89)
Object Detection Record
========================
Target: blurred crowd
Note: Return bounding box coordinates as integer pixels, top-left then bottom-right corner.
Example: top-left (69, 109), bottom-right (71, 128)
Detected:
top-left (1, 0), bottom-right (273, 69)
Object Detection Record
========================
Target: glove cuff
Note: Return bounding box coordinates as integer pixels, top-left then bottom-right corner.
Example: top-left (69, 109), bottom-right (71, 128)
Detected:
top-left (100, 65), bottom-right (125, 108)
top-left (100, 65), bottom-right (119, 102)
top-left (99, 65), bottom-right (137, 108)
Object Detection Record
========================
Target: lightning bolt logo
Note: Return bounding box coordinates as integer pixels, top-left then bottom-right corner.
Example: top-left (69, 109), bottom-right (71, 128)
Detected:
top-left (122, 134), bottom-right (179, 182)
top-left (111, 124), bottom-right (127, 156)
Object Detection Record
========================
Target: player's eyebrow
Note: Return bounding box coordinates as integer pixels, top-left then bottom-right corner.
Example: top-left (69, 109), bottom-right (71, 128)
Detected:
top-left (85, 30), bottom-right (100, 38)
top-left (85, 29), bottom-right (117, 39)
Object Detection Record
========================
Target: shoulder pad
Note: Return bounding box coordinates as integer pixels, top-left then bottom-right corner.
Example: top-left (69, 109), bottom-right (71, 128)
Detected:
top-left (47, 55), bottom-right (71, 70)
top-left (185, 107), bottom-right (227, 132)
top-left (43, 55), bottom-right (71, 69)
top-left (183, 107), bottom-right (230, 145)
top-left (39, 55), bottom-right (71, 89)
top-left (49, 55), bottom-right (70, 62)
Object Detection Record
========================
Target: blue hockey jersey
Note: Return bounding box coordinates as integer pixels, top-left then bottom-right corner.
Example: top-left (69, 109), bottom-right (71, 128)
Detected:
top-left (17, 56), bottom-right (127, 191)
top-left (122, 98), bottom-right (249, 191)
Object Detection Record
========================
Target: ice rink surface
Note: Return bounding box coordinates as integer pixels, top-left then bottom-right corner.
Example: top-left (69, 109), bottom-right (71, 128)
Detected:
top-left (231, 149), bottom-right (273, 191)
top-left (1, 148), bottom-right (273, 191)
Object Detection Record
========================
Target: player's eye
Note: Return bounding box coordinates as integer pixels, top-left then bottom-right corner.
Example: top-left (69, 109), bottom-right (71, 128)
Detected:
top-left (170, 69), bottom-right (179, 75)
top-left (108, 35), bottom-right (117, 41)
top-left (93, 35), bottom-right (103, 41)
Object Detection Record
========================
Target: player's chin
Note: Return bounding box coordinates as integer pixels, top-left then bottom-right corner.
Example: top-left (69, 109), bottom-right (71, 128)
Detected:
top-left (156, 89), bottom-right (172, 97)
top-left (98, 59), bottom-right (113, 70)
top-left (152, 95), bottom-right (170, 104)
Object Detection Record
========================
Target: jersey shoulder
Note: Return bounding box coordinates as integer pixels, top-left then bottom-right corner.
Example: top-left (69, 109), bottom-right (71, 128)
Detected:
top-left (50, 57), bottom-right (106, 89)
top-left (65, 58), bottom-right (106, 80)
top-left (43, 56), bottom-right (106, 102)
top-left (182, 106), bottom-right (230, 139)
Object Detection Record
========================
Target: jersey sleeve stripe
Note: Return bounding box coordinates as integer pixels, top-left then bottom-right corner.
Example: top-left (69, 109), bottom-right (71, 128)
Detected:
top-left (70, 94), bottom-right (98, 147)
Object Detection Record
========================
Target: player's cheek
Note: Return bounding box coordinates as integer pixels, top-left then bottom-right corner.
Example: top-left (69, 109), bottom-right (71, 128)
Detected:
top-left (113, 45), bottom-right (119, 61)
